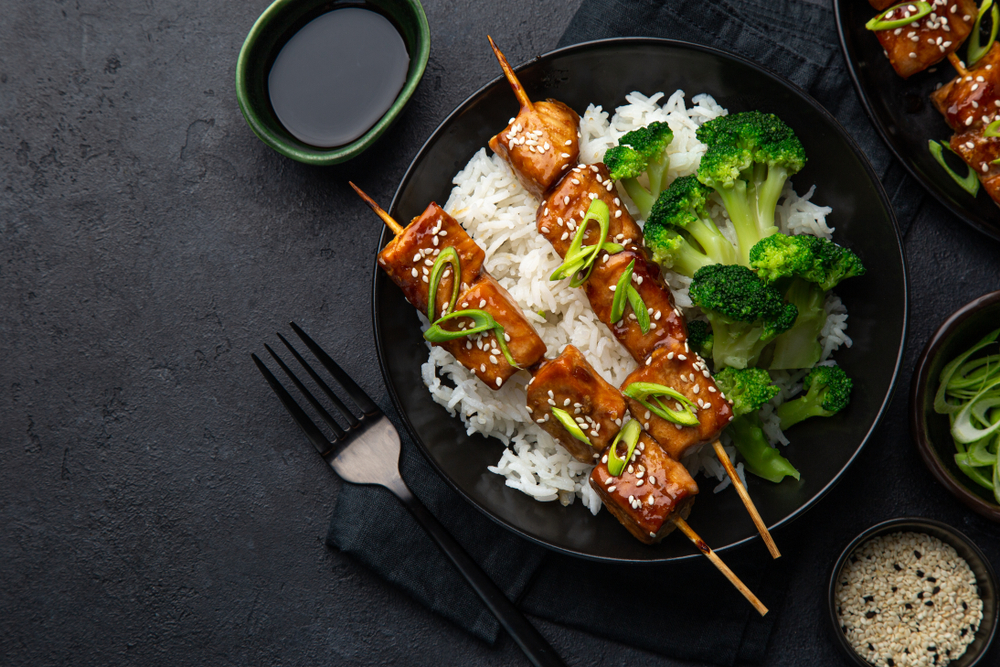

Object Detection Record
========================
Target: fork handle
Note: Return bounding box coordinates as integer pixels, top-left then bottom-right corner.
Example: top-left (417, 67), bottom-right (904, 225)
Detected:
top-left (389, 482), bottom-right (567, 667)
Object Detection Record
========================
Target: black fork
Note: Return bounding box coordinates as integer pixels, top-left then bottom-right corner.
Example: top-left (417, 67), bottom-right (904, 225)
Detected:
top-left (252, 323), bottom-right (566, 667)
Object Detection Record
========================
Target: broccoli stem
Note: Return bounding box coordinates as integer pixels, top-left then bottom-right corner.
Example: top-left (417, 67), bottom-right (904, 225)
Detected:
top-left (646, 156), bottom-right (670, 202)
top-left (769, 279), bottom-right (825, 370)
top-left (775, 395), bottom-right (829, 430)
top-left (728, 414), bottom-right (800, 483)
top-left (686, 218), bottom-right (737, 266)
top-left (716, 181), bottom-right (759, 266)
top-left (754, 165), bottom-right (789, 236)
top-left (622, 179), bottom-right (655, 220)
top-left (710, 318), bottom-right (767, 370)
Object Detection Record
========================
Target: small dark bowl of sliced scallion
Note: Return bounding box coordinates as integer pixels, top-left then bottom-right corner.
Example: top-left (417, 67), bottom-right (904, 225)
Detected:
top-left (912, 291), bottom-right (1000, 522)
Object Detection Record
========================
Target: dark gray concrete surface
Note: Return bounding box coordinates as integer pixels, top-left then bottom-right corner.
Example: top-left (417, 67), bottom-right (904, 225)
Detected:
top-left (3, 1), bottom-right (1000, 666)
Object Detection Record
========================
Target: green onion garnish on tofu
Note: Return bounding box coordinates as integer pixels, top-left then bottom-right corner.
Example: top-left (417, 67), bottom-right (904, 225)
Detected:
top-left (423, 309), bottom-right (520, 368)
top-left (549, 199), bottom-right (612, 287)
top-left (929, 140), bottom-right (980, 196)
top-left (865, 1), bottom-right (932, 31)
top-left (969, 0), bottom-right (998, 66)
top-left (550, 407), bottom-right (591, 445)
top-left (427, 247), bottom-right (461, 321)
top-left (606, 419), bottom-right (642, 477)
top-left (609, 259), bottom-right (650, 334)
top-left (623, 382), bottom-right (700, 426)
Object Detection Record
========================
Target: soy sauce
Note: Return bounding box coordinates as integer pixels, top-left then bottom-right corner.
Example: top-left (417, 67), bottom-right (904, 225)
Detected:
top-left (267, 7), bottom-right (409, 148)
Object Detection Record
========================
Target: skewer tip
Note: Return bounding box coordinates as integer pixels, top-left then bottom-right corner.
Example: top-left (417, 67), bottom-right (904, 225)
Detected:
top-left (672, 516), bottom-right (769, 616)
top-left (711, 441), bottom-right (781, 559)
top-left (348, 181), bottom-right (403, 236)
top-left (487, 35), bottom-right (533, 112)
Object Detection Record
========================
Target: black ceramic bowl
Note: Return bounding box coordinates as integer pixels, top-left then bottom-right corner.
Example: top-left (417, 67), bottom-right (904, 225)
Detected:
top-left (373, 38), bottom-right (908, 563)
top-left (912, 291), bottom-right (1000, 522)
top-left (828, 517), bottom-right (999, 667)
top-left (834, 0), bottom-right (1000, 243)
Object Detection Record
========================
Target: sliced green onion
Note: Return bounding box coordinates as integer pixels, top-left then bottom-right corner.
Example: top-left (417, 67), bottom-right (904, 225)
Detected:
top-left (969, 0), bottom-right (998, 66)
top-left (549, 199), bottom-right (612, 287)
top-left (986, 119), bottom-right (1000, 138)
top-left (427, 247), bottom-right (461, 321)
top-left (952, 380), bottom-right (1000, 443)
top-left (602, 242), bottom-right (625, 254)
top-left (610, 260), bottom-right (635, 323)
top-left (623, 381), bottom-right (700, 426)
top-left (956, 452), bottom-right (996, 489)
top-left (865, 1), bottom-right (932, 31)
top-left (607, 419), bottom-right (642, 477)
top-left (966, 435), bottom-right (997, 467)
top-left (929, 140), bottom-right (981, 196)
top-left (551, 407), bottom-right (591, 445)
top-left (626, 286), bottom-right (650, 334)
top-left (423, 309), bottom-right (521, 369)
top-left (934, 327), bottom-right (1000, 414)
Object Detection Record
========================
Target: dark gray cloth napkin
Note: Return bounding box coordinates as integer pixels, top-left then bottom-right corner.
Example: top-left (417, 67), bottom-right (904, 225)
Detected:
top-left (328, 0), bottom-right (927, 663)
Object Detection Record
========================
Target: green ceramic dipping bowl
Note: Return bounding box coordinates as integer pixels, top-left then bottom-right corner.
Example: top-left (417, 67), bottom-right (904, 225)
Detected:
top-left (236, 0), bottom-right (430, 165)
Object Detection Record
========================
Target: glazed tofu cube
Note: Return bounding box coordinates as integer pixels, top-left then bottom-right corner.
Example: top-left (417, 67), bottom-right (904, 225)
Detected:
top-left (489, 100), bottom-right (581, 198)
top-left (536, 163), bottom-right (643, 259)
top-left (378, 203), bottom-right (485, 317)
top-left (584, 250), bottom-right (686, 363)
top-left (621, 341), bottom-right (734, 461)
top-left (931, 43), bottom-right (1000, 132)
top-left (526, 345), bottom-right (627, 462)
top-left (874, 0), bottom-right (976, 79)
top-left (438, 274), bottom-right (547, 389)
top-left (950, 128), bottom-right (1000, 204)
top-left (590, 431), bottom-right (699, 544)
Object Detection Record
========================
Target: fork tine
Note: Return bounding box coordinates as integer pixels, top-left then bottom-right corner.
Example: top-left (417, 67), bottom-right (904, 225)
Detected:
top-left (289, 322), bottom-right (381, 417)
top-left (251, 353), bottom-right (334, 457)
top-left (264, 344), bottom-right (347, 442)
top-left (276, 332), bottom-right (361, 429)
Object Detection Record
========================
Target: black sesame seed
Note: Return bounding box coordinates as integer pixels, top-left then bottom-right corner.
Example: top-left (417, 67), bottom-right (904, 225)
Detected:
top-left (869, 643), bottom-right (875, 651)
top-left (918, 592), bottom-right (925, 599)
top-left (887, 659), bottom-right (895, 667)
top-left (925, 600), bottom-right (934, 606)
top-left (915, 550), bottom-right (922, 558)
top-left (864, 595), bottom-right (874, 603)
top-left (891, 586), bottom-right (897, 592)
top-left (842, 625), bottom-right (848, 633)
top-left (927, 576), bottom-right (937, 583)
top-left (961, 628), bottom-right (968, 637)
top-left (866, 611), bottom-right (877, 619)
top-left (917, 570), bottom-right (925, 577)
top-left (928, 646), bottom-right (937, 652)
top-left (904, 648), bottom-right (910, 654)
top-left (905, 603), bottom-right (913, 610)
top-left (963, 601), bottom-right (968, 610)
top-left (894, 563), bottom-right (902, 571)
top-left (932, 585), bottom-right (941, 595)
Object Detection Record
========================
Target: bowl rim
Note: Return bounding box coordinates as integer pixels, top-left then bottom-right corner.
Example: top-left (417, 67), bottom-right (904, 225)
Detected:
top-left (371, 36), bottom-right (909, 563)
top-left (910, 290), bottom-right (1000, 522)
top-left (827, 516), bottom-right (999, 667)
top-left (234, 0), bottom-right (430, 165)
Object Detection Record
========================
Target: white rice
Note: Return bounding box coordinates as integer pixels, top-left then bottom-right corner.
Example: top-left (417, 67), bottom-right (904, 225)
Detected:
top-left (420, 90), bottom-right (850, 512)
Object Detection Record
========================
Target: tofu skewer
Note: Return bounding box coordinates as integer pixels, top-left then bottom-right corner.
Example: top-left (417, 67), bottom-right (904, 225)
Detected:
top-left (488, 40), bottom-right (779, 557)
top-left (353, 182), bottom-right (547, 389)
top-left (531, 346), bottom-right (768, 615)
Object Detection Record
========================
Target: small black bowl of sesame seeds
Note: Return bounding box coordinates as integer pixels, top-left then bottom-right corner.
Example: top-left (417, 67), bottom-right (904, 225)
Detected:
top-left (828, 518), bottom-right (998, 667)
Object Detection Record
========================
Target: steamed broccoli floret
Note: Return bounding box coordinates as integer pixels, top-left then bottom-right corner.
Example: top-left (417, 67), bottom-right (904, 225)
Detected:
top-left (603, 121), bottom-right (674, 219)
top-left (643, 175), bottom-right (737, 276)
top-left (696, 112), bottom-right (807, 265)
top-left (749, 233), bottom-right (866, 291)
top-left (713, 368), bottom-right (800, 484)
top-left (713, 367), bottom-right (779, 417)
top-left (775, 365), bottom-right (853, 429)
top-left (687, 320), bottom-right (714, 359)
top-left (768, 278), bottom-right (826, 370)
top-left (689, 264), bottom-right (799, 370)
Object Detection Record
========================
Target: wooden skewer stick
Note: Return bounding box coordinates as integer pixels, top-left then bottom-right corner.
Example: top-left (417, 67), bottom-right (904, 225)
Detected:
top-left (712, 440), bottom-right (781, 559)
top-left (948, 53), bottom-right (969, 78)
top-left (671, 516), bottom-right (769, 617)
top-left (487, 35), bottom-right (534, 112)
top-left (349, 181), bottom-right (403, 236)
